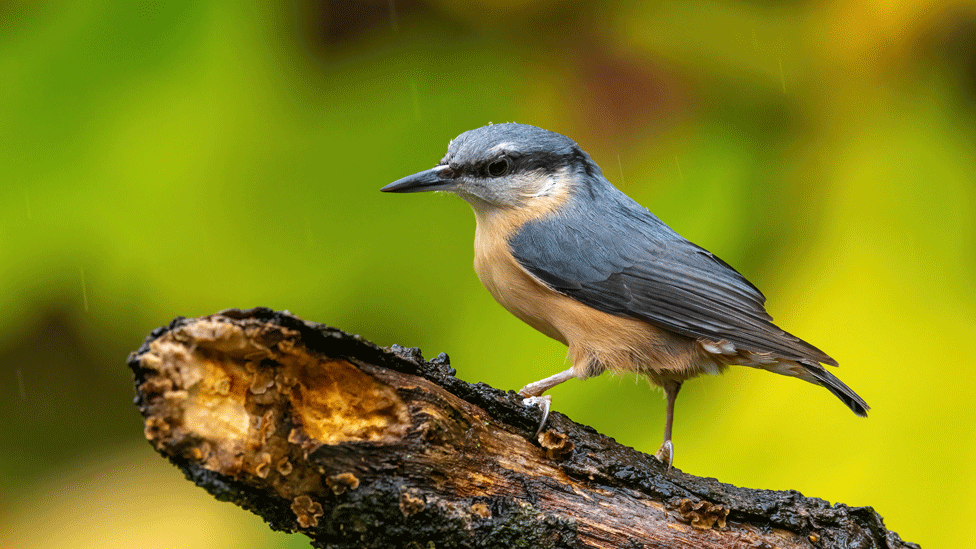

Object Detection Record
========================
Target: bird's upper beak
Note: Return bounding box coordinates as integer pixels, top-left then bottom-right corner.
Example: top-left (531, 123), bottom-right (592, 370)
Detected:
top-left (381, 165), bottom-right (456, 193)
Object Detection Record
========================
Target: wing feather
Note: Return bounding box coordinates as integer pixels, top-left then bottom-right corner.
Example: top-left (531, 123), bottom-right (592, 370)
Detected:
top-left (508, 181), bottom-right (836, 366)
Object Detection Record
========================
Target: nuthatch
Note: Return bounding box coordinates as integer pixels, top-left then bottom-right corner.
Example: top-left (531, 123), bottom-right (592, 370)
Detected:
top-left (382, 123), bottom-right (868, 466)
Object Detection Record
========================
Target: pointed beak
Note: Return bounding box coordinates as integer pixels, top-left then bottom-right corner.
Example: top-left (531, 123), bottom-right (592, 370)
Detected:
top-left (381, 165), bottom-right (456, 193)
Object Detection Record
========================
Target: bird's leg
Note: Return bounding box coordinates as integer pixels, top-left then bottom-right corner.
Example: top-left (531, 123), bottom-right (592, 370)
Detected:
top-left (518, 367), bottom-right (575, 437)
top-left (518, 368), bottom-right (575, 397)
top-left (654, 380), bottom-right (682, 468)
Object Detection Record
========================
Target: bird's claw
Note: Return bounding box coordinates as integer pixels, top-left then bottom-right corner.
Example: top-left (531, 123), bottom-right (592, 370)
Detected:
top-left (521, 395), bottom-right (552, 438)
top-left (654, 440), bottom-right (674, 470)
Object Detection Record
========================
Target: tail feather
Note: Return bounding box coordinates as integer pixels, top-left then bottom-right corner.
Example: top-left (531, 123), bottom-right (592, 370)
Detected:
top-left (801, 362), bottom-right (869, 417)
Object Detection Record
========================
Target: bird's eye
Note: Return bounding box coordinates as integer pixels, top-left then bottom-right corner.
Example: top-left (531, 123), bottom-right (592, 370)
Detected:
top-left (487, 158), bottom-right (510, 177)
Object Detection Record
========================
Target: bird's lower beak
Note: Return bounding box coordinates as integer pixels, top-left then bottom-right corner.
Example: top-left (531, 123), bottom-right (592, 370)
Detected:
top-left (381, 165), bottom-right (456, 193)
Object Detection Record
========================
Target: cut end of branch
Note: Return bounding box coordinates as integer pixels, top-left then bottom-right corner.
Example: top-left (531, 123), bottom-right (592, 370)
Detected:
top-left (135, 316), bottom-right (409, 517)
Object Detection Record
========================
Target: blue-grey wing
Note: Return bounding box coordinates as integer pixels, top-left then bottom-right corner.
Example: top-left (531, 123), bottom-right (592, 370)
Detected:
top-left (508, 188), bottom-right (836, 366)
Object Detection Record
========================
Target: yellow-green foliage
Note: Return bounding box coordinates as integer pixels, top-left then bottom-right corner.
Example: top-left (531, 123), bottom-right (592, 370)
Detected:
top-left (2, 2), bottom-right (972, 547)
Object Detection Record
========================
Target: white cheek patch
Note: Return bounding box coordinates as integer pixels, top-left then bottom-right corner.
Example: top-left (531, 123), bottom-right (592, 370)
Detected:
top-left (530, 175), bottom-right (560, 197)
top-left (527, 167), bottom-right (568, 198)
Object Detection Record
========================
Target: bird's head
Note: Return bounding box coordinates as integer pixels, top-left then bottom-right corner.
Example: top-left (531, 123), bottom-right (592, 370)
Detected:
top-left (382, 123), bottom-right (601, 215)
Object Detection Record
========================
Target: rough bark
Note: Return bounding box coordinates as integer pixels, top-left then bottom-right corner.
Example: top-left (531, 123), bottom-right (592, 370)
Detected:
top-left (127, 308), bottom-right (917, 549)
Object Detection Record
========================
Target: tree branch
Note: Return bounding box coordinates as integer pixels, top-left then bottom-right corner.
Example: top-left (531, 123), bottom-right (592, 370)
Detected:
top-left (127, 308), bottom-right (916, 549)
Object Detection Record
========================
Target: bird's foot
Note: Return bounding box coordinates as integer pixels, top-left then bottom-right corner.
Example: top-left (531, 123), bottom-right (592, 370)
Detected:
top-left (521, 395), bottom-right (552, 438)
top-left (654, 440), bottom-right (674, 470)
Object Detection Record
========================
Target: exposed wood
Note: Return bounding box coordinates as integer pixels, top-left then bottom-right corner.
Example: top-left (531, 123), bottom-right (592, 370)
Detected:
top-left (127, 308), bottom-right (917, 549)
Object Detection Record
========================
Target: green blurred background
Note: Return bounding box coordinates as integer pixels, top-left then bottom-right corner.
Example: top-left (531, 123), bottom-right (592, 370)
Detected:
top-left (2, 1), bottom-right (973, 547)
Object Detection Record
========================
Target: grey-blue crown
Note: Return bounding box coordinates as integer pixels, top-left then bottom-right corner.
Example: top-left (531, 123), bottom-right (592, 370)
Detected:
top-left (440, 123), bottom-right (594, 176)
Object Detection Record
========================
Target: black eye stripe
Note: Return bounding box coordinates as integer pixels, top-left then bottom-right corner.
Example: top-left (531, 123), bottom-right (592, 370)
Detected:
top-left (458, 148), bottom-right (583, 178)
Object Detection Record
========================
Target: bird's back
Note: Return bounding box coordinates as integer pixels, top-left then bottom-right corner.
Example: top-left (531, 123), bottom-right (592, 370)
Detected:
top-left (508, 174), bottom-right (837, 368)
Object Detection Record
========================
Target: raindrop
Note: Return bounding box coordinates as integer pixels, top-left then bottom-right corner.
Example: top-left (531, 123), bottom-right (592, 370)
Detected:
top-left (779, 58), bottom-right (786, 94)
top-left (410, 80), bottom-right (421, 122)
top-left (16, 368), bottom-right (26, 400)
top-left (80, 267), bottom-right (89, 312)
top-left (388, 0), bottom-right (398, 33)
top-left (617, 154), bottom-right (626, 187)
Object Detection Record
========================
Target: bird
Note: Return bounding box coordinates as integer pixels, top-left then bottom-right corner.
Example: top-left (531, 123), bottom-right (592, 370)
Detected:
top-left (381, 122), bottom-right (868, 467)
